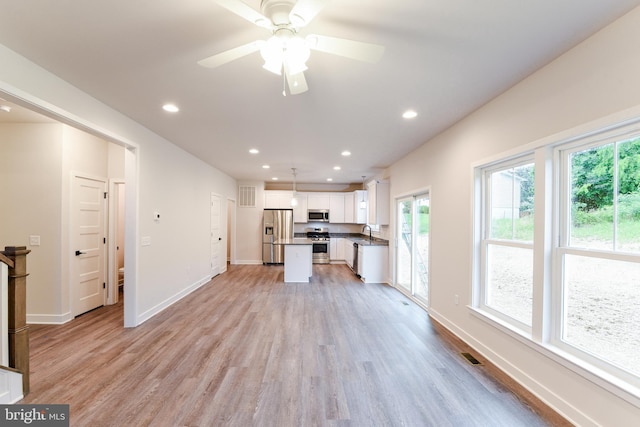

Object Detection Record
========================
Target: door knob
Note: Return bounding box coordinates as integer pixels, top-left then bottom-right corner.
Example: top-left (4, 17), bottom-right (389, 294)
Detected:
top-left (75, 250), bottom-right (86, 256)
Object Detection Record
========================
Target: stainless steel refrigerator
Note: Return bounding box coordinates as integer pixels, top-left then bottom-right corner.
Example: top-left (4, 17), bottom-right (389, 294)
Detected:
top-left (262, 208), bottom-right (294, 264)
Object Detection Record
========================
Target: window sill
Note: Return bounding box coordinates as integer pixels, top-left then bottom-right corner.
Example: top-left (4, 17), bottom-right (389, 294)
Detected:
top-left (469, 306), bottom-right (640, 409)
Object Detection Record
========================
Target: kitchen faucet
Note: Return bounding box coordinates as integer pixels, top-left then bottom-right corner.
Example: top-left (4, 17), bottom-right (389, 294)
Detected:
top-left (362, 224), bottom-right (372, 241)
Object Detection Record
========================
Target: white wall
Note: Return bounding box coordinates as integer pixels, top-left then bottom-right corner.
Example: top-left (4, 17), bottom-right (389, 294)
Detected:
top-left (386, 7), bottom-right (640, 426)
top-left (0, 43), bottom-right (237, 326)
top-left (236, 181), bottom-right (265, 264)
top-left (0, 123), bottom-right (126, 322)
top-left (0, 124), bottom-right (63, 316)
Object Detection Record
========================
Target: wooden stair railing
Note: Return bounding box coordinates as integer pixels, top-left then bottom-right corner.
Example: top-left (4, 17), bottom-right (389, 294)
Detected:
top-left (0, 246), bottom-right (30, 395)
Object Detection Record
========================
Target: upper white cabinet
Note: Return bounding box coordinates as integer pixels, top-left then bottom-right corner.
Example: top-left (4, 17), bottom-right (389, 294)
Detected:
top-left (353, 190), bottom-right (368, 224)
top-left (264, 191), bottom-right (307, 223)
top-left (367, 180), bottom-right (390, 225)
top-left (307, 194), bottom-right (330, 210)
top-left (329, 194), bottom-right (345, 223)
top-left (344, 193), bottom-right (355, 223)
top-left (265, 190), bottom-right (369, 224)
top-left (292, 193), bottom-right (307, 223)
top-left (264, 191), bottom-right (291, 209)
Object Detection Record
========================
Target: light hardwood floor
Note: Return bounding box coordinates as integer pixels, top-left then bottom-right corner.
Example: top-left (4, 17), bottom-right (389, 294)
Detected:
top-left (21, 264), bottom-right (564, 426)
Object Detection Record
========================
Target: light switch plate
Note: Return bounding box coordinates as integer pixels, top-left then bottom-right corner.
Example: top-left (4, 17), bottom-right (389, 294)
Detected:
top-left (29, 235), bottom-right (41, 246)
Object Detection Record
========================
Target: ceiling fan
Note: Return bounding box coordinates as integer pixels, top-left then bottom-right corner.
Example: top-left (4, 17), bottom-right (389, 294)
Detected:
top-left (198, 0), bottom-right (385, 95)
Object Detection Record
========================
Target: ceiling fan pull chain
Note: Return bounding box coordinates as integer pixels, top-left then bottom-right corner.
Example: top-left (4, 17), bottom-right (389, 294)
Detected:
top-left (282, 72), bottom-right (287, 97)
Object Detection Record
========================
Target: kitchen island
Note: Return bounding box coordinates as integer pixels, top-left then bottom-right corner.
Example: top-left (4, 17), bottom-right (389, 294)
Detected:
top-left (274, 238), bottom-right (314, 283)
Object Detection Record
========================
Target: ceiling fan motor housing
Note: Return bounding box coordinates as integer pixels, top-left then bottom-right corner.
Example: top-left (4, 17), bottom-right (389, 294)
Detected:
top-left (261, 0), bottom-right (298, 26)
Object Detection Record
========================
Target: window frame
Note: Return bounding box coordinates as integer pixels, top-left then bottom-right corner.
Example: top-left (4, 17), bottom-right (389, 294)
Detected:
top-left (471, 115), bottom-right (640, 406)
top-left (478, 155), bottom-right (536, 333)
top-left (552, 135), bottom-right (640, 388)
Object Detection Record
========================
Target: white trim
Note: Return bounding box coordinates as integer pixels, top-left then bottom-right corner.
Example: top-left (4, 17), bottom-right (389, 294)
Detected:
top-left (468, 306), bottom-right (640, 409)
top-left (27, 312), bottom-right (73, 325)
top-left (0, 263), bottom-right (7, 366)
top-left (235, 260), bottom-right (264, 265)
top-left (470, 105), bottom-right (640, 413)
top-left (0, 85), bottom-right (141, 328)
top-left (107, 179), bottom-right (125, 305)
top-left (431, 307), bottom-right (597, 427)
top-left (136, 275), bottom-right (211, 325)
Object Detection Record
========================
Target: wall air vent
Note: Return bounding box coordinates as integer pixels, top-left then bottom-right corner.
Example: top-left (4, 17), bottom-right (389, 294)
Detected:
top-left (238, 186), bottom-right (257, 208)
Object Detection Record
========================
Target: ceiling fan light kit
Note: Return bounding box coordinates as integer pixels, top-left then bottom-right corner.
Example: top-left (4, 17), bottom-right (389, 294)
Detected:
top-left (260, 28), bottom-right (311, 76)
top-left (200, 0), bottom-right (385, 95)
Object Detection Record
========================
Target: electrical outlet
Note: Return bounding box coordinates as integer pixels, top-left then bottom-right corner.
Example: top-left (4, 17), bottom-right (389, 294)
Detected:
top-left (29, 235), bottom-right (41, 246)
top-left (454, 294), bottom-right (459, 305)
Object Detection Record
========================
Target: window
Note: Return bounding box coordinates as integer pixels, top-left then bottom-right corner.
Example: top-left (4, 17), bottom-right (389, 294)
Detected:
top-left (479, 159), bottom-right (535, 330)
top-left (557, 136), bottom-right (640, 379)
top-left (473, 124), bottom-right (640, 400)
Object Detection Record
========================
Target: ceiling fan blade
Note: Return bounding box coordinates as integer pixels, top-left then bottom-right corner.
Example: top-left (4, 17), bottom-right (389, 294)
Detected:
top-left (197, 41), bottom-right (263, 68)
top-left (213, 0), bottom-right (272, 29)
top-left (307, 34), bottom-right (385, 63)
top-left (289, 0), bottom-right (329, 27)
top-left (285, 68), bottom-right (308, 95)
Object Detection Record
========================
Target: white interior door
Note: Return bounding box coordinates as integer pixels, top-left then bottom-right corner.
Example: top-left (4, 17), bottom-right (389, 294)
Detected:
top-left (72, 175), bottom-right (107, 316)
top-left (211, 193), bottom-right (221, 277)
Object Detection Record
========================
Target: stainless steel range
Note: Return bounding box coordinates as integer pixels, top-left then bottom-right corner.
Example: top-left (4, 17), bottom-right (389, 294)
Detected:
top-left (306, 228), bottom-right (330, 264)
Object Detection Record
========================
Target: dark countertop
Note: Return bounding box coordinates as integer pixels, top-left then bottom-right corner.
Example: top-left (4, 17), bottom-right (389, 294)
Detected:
top-left (274, 238), bottom-right (314, 245)
top-left (293, 232), bottom-right (389, 246)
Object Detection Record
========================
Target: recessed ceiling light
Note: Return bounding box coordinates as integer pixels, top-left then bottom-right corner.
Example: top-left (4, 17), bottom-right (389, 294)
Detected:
top-left (327, 178), bottom-right (333, 182)
top-left (249, 148), bottom-right (259, 154)
top-left (272, 177), bottom-right (279, 180)
top-left (162, 103), bottom-right (180, 113)
top-left (341, 151), bottom-right (351, 157)
top-left (402, 110), bottom-right (418, 119)
top-left (262, 165), bottom-right (270, 169)
top-left (333, 166), bottom-right (341, 171)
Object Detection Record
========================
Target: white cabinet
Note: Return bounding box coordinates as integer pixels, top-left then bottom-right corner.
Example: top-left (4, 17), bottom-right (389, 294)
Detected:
top-left (265, 191), bottom-right (307, 222)
top-left (330, 237), bottom-right (345, 261)
top-left (344, 193), bottom-right (355, 223)
top-left (269, 190), bottom-right (368, 224)
top-left (264, 191), bottom-right (291, 209)
top-left (358, 245), bottom-right (388, 283)
top-left (353, 190), bottom-right (368, 224)
top-left (292, 194), bottom-right (307, 223)
top-left (329, 194), bottom-right (345, 223)
top-left (367, 180), bottom-right (390, 225)
top-left (307, 194), bottom-right (330, 210)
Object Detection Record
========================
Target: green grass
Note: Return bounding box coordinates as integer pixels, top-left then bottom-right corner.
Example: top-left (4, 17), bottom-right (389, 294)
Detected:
top-left (401, 213), bottom-right (430, 234)
top-left (491, 215), bottom-right (640, 243)
top-left (572, 219), bottom-right (640, 243)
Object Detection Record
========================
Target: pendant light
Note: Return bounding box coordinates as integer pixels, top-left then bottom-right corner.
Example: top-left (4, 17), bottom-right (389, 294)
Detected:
top-left (291, 168), bottom-right (298, 207)
top-left (359, 176), bottom-right (367, 209)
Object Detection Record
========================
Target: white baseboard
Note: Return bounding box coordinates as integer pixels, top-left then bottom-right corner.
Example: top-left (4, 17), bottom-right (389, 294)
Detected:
top-left (136, 275), bottom-right (211, 325)
top-left (27, 312), bottom-right (73, 325)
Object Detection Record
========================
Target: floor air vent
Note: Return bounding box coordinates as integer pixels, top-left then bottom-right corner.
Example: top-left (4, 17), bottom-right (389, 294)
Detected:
top-left (461, 352), bottom-right (481, 365)
top-left (401, 301), bottom-right (409, 306)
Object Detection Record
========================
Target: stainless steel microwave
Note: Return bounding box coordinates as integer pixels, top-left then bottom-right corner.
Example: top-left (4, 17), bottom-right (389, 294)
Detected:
top-left (308, 209), bottom-right (329, 222)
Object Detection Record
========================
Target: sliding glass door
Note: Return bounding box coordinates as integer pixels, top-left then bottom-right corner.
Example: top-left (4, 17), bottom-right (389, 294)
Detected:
top-left (396, 192), bottom-right (430, 306)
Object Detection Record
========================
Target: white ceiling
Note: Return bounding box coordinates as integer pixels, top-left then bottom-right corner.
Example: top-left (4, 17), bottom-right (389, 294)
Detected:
top-left (1, 0), bottom-right (639, 185)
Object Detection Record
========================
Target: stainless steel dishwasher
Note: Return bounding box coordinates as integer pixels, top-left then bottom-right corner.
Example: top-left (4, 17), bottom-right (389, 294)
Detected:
top-left (352, 242), bottom-right (360, 277)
